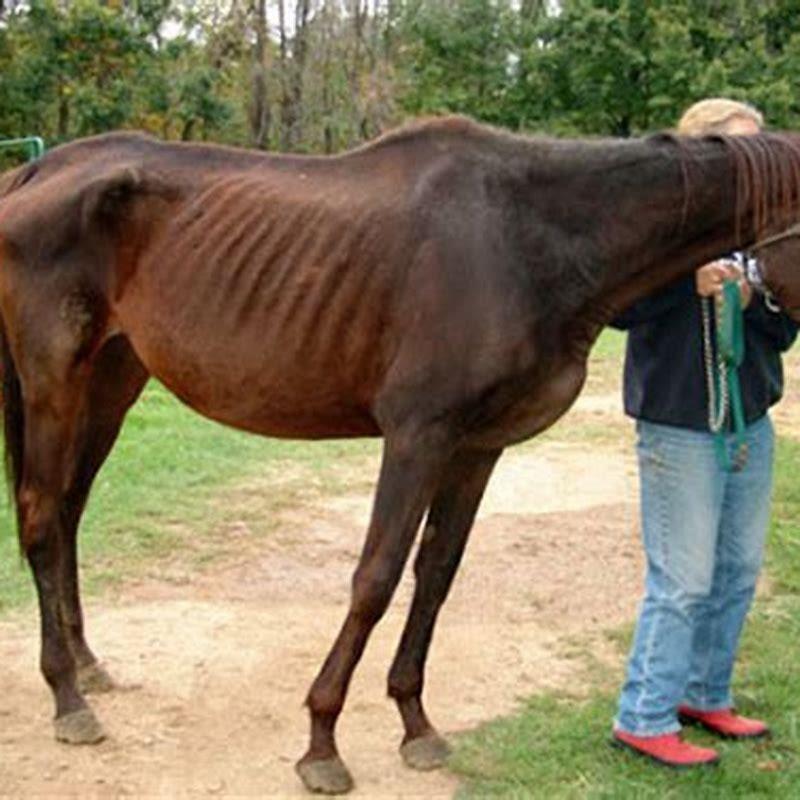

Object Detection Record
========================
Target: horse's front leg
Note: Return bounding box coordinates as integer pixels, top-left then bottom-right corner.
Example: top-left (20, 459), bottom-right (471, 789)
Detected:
top-left (296, 424), bottom-right (452, 795)
top-left (387, 447), bottom-right (501, 769)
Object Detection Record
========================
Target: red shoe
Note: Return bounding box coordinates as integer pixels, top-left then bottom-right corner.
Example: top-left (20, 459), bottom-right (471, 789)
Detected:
top-left (612, 730), bottom-right (719, 769)
top-left (678, 705), bottom-right (770, 739)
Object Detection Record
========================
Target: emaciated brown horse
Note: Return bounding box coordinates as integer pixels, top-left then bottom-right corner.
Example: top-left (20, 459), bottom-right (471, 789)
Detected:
top-left (1, 116), bottom-right (800, 794)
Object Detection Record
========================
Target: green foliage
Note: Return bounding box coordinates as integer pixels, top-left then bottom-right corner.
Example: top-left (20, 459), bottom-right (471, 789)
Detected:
top-left (396, 0), bottom-right (800, 135)
top-left (0, 0), bottom-right (238, 144)
top-left (397, 0), bottom-right (517, 126)
top-left (2, 1), bottom-right (143, 140)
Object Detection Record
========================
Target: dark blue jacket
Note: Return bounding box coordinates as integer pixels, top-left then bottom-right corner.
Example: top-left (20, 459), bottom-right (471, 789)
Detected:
top-left (611, 273), bottom-right (798, 430)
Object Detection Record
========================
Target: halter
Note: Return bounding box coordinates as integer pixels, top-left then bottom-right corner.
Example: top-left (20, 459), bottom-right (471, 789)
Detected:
top-left (749, 221), bottom-right (800, 253)
top-left (746, 222), bottom-right (800, 310)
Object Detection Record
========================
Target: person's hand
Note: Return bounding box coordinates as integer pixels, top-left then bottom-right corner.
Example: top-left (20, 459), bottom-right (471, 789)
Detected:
top-left (696, 261), bottom-right (753, 308)
top-left (695, 261), bottom-right (738, 297)
top-left (739, 278), bottom-right (753, 309)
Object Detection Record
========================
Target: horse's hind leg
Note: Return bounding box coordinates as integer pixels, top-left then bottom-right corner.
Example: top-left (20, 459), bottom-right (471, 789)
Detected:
top-left (15, 371), bottom-right (107, 744)
top-left (297, 426), bottom-right (451, 794)
top-left (5, 310), bottom-right (144, 742)
top-left (59, 337), bottom-right (148, 694)
top-left (387, 447), bottom-right (501, 769)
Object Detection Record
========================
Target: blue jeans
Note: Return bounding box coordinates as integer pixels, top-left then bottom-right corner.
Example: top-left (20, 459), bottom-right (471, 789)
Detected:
top-left (615, 415), bottom-right (774, 736)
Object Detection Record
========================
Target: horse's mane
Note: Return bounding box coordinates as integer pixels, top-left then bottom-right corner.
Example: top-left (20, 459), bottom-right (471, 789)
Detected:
top-left (654, 131), bottom-right (800, 240)
top-left (364, 118), bottom-right (800, 234)
top-left (724, 132), bottom-right (800, 236)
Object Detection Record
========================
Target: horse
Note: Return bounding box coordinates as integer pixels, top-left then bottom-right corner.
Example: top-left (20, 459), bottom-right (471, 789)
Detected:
top-left (1, 116), bottom-right (800, 795)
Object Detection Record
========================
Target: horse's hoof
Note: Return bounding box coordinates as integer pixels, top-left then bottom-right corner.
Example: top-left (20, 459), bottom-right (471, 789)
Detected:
top-left (77, 663), bottom-right (115, 694)
top-left (295, 755), bottom-right (354, 795)
top-left (54, 708), bottom-right (106, 745)
top-left (400, 732), bottom-right (451, 771)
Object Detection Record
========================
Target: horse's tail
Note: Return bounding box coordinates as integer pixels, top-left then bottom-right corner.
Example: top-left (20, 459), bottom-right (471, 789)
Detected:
top-left (0, 164), bottom-right (37, 549)
top-left (0, 321), bottom-right (24, 547)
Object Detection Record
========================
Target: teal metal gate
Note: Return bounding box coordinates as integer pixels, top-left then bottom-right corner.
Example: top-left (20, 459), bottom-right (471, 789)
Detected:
top-left (0, 136), bottom-right (45, 162)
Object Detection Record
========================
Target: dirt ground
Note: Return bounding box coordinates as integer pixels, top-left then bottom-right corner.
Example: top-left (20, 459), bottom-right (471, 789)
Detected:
top-left (0, 394), bottom-right (645, 798)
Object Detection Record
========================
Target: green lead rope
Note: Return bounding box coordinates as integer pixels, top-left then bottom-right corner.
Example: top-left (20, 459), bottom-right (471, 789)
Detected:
top-left (709, 279), bottom-right (748, 472)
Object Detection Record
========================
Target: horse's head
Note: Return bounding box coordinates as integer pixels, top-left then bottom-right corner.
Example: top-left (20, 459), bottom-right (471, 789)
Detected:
top-left (749, 223), bottom-right (800, 320)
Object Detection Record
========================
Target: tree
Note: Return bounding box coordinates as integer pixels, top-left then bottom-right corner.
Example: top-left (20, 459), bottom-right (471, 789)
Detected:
top-left (249, 0), bottom-right (272, 148)
top-left (396, 0), bottom-right (517, 126)
top-left (4, 0), bottom-right (800, 157)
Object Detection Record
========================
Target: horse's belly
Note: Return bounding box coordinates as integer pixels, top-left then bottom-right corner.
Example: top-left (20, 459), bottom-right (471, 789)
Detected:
top-left (118, 316), bottom-right (381, 439)
top-left (154, 358), bottom-right (380, 439)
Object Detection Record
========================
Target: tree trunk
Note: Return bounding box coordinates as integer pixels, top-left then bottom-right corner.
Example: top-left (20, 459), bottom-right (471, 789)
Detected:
top-left (281, 0), bottom-right (310, 151)
top-left (348, 0), bottom-right (369, 144)
top-left (520, 0), bottom-right (546, 21)
top-left (181, 117), bottom-right (195, 141)
top-left (320, 1), bottom-right (335, 153)
top-left (249, 0), bottom-right (271, 149)
top-left (57, 85), bottom-right (70, 139)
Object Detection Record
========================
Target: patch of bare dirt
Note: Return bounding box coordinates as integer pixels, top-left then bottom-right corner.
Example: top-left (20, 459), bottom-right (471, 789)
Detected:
top-left (0, 439), bottom-right (643, 798)
top-left (773, 351), bottom-right (800, 439)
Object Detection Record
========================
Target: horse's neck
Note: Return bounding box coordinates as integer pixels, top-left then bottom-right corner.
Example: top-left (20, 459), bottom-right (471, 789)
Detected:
top-left (561, 139), bottom-right (784, 328)
top-left (517, 133), bottom-right (800, 356)
top-left (599, 197), bottom-right (739, 321)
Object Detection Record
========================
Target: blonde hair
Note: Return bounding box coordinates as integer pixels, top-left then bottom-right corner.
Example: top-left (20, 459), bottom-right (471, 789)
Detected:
top-left (677, 98), bottom-right (763, 136)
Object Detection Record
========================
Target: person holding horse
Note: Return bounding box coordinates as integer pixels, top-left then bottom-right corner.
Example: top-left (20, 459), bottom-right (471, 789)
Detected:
top-left (611, 98), bottom-right (799, 768)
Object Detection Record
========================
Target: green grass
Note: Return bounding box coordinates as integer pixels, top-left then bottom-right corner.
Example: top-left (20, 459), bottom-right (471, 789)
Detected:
top-left (591, 328), bottom-right (626, 361)
top-left (452, 598), bottom-right (800, 798)
top-left (452, 630), bottom-right (800, 798)
top-left (0, 381), bottom-right (379, 613)
top-left (769, 438), bottom-right (800, 593)
top-left (450, 434), bottom-right (800, 798)
top-left (585, 329), bottom-right (626, 395)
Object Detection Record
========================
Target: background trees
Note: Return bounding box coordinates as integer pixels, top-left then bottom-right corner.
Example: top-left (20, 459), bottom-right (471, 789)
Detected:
top-left (2, 0), bottom-right (800, 154)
